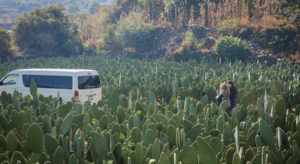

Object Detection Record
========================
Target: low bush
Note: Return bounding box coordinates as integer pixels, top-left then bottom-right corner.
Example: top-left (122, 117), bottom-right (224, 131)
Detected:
top-left (215, 36), bottom-right (251, 61)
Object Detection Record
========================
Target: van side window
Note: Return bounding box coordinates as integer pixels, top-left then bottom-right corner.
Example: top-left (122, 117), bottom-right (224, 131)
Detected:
top-left (1, 74), bottom-right (18, 86)
top-left (22, 75), bottom-right (72, 89)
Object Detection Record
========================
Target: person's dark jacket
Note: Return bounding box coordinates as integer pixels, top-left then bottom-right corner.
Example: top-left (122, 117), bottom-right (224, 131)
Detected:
top-left (229, 86), bottom-right (237, 100)
top-left (216, 94), bottom-right (223, 106)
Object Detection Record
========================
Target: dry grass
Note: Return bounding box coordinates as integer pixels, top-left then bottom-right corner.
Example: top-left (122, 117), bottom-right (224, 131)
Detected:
top-left (79, 6), bottom-right (114, 49)
top-left (124, 47), bottom-right (136, 53)
top-left (156, 13), bottom-right (173, 28)
top-left (240, 17), bottom-right (250, 26)
top-left (252, 15), bottom-right (280, 28)
top-left (289, 51), bottom-right (300, 61)
top-left (252, 15), bottom-right (295, 30)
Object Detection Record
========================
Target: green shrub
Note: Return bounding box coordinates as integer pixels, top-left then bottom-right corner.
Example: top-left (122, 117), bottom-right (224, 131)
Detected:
top-left (102, 24), bottom-right (123, 52)
top-left (0, 28), bottom-right (11, 56)
top-left (267, 31), bottom-right (294, 57)
top-left (184, 30), bottom-right (197, 44)
top-left (102, 12), bottom-right (154, 53)
top-left (218, 19), bottom-right (240, 36)
top-left (215, 36), bottom-right (251, 61)
top-left (174, 30), bottom-right (201, 57)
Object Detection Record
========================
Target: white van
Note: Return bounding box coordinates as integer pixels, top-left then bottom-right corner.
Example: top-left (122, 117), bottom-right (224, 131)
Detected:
top-left (0, 69), bottom-right (102, 103)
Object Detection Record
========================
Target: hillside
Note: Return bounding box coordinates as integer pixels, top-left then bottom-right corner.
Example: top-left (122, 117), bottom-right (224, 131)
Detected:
top-left (0, 0), bottom-right (299, 62)
top-left (78, 0), bottom-right (300, 62)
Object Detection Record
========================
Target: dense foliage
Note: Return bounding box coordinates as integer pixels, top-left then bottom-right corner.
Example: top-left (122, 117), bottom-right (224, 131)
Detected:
top-left (0, 28), bottom-right (11, 56)
top-left (0, 55), bottom-right (299, 163)
top-left (74, 0), bottom-right (299, 58)
top-left (216, 36), bottom-right (251, 62)
top-left (12, 5), bottom-right (82, 56)
top-left (102, 12), bottom-right (154, 53)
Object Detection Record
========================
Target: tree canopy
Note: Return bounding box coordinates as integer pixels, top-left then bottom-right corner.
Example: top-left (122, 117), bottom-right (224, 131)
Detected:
top-left (12, 5), bottom-right (82, 56)
top-left (0, 28), bottom-right (11, 56)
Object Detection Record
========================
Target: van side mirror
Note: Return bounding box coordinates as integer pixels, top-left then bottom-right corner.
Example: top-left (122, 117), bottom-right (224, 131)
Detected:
top-left (0, 81), bottom-right (3, 85)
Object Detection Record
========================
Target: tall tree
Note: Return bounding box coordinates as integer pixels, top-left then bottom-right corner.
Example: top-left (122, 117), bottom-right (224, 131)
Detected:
top-left (0, 28), bottom-right (11, 56)
top-left (13, 5), bottom-right (82, 56)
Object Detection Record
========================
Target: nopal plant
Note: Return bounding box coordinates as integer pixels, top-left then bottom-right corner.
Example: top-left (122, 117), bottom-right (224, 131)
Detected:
top-left (0, 55), bottom-right (299, 163)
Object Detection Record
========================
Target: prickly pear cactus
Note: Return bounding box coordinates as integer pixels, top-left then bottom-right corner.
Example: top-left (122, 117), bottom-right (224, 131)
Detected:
top-left (259, 120), bottom-right (275, 151)
top-left (45, 134), bottom-right (59, 154)
top-left (144, 128), bottom-right (156, 147)
top-left (68, 154), bottom-right (78, 164)
top-left (117, 107), bottom-right (126, 123)
top-left (181, 146), bottom-right (198, 163)
top-left (91, 131), bottom-right (109, 160)
top-left (186, 125), bottom-right (201, 142)
top-left (158, 152), bottom-right (170, 164)
top-left (0, 55), bottom-right (299, 164)
top-left (52, 146), bottom-right (64, 164)
top-left (196, 136), bottom-right (217, 164)
top-left (152, 139), bottom-right (161, 160)
top-left (176, 128), bottom-right (185, 149)
top-left (130, 127), bottom-right (142, 144)
top-left (274, 99), bottom-right (286, 116)
top-left (30, 80), bottom-right (37, 98)
top-left (11, 151), bottom-right (27, 164)
top-left (6, 131), bottom-right (20, 153)
top-left (61, 113), bottom-right (73, 135)
top-left (25, 123), bottom-right (44, 153)
top-left (276, 127), bottom-right (290, 150)
top-left (110, 90), bottom-right (120, 111)
top-left (209, 137), bottom-right (222, 154)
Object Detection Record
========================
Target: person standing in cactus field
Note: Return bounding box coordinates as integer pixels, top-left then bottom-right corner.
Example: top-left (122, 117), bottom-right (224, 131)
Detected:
top-left (227, 81), bottom-right (237, 116)
top-left (216, 83), bottom-right (230, 107)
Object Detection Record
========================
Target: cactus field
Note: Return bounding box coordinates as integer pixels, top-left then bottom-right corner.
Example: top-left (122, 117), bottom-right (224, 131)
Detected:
top-left (0, 55), bottom-right (300, 164)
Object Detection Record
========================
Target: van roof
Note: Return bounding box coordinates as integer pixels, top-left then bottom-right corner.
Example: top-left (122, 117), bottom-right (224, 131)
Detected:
top-left (10, 68), bottom-right (97, 74)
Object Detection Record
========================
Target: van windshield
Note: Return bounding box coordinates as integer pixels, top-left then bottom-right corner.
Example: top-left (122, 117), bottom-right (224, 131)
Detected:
top-left (78, 75), bottom-right (101, 89)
